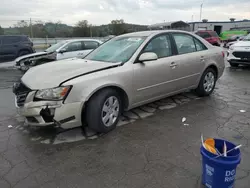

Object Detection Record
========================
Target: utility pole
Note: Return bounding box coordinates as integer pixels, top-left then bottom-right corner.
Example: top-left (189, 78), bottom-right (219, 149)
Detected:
top-left (200, 3), bottom-right (203, 21)
top-left (200, 0), bottom-right (205, 21)
top-left (90, 25), bottom-right (92, 37)
top-left (30, 18), bottom-right (33, 38)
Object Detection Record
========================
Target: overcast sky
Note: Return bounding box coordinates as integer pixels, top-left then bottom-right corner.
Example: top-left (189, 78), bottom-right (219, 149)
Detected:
top-left (0, 0), bottom-right (250, 27)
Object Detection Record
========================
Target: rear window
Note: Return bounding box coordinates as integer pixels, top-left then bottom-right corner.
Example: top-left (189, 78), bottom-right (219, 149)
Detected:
top-left (210, 31), bottom-right (219, 37)
top-left (22, 36), bottom-right (32, 42)
top-left (196, 32), bottom-right (210, 39)
top-left (2, 36), bottom-right (21, 44)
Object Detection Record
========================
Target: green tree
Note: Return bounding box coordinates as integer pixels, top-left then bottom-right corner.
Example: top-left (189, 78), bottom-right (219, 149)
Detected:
top-left (0, 26), bottom-right (4, 35)
top-left (110, 19), bottom-right (127, 35)
top-left (15, 20), bottom-right (30, 35)
top-left (72, 20), bottom-right (91, 37)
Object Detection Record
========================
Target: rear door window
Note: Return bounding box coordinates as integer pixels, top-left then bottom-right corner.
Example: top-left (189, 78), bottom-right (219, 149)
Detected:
top-left (172, 33), bottom-right (196, 55)
top-left (65, 41), bottom-right (83, 52)
top-left (2, 36), bottom-right (21, 44)
top-left (83, 41), bottom-right (99, 50)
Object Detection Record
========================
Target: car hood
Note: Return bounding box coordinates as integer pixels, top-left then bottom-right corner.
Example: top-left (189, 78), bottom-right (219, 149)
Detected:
top-left (232, 41), bottom-right (250, 47)
top-left (15, 51), bottom-right (51, 62)
top-left (21, 58), bottom-right (121, 89)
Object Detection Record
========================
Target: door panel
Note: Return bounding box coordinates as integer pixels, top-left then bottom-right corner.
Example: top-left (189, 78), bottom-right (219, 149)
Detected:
top-left (132, 56), bottom-right (180, 105)
top-left (170, 33), bottom-right (206, 91)
top-left (57, 41), bottom-right (84, 60)
top-left (0, 36), bottom-right (19, 60)
top-left (132, 34), bottom-right (177, 105)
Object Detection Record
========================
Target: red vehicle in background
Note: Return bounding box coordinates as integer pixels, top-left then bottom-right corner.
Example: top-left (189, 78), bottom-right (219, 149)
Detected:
top-left (195, 30), bottom-right (221, 46)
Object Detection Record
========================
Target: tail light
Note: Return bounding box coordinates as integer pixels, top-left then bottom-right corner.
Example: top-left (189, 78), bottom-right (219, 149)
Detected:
top-left (222, 51), bottom-right (225, 58)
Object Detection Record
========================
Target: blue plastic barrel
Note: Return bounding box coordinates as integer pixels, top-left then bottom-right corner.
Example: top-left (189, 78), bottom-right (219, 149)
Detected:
top-left (200, 139), bottom-right (241, 188)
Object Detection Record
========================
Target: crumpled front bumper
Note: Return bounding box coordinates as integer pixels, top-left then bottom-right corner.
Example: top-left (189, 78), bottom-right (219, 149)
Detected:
top-left (15, 91), bottom-right (83, 129)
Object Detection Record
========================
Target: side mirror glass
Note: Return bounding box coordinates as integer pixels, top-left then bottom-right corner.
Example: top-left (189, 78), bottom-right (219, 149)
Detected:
top-left (139, 52), bottom-right (158, 62)
top-left (59, 48), bottom-right (67, 53)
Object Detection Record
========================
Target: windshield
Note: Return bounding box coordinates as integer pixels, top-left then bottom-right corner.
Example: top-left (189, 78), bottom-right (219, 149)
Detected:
top-left (45, 41), bottom-right (68, 53)
top-left (243, 34), bottom-right (250, 41)
top-left (85, 36), bottom-right (146, 63)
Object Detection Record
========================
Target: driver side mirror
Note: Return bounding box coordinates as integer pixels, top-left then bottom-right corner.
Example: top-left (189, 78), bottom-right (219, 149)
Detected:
top-left (59, 48), bottom-right (67, 53)
top-left (138, 52), bottom-right (158, 62)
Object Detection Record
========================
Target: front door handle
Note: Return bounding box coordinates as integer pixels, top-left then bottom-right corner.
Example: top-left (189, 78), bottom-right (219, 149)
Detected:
top-left (170, 62), bottom-right (177, 68)
top-left (200, 56), bottom-right (205, 62)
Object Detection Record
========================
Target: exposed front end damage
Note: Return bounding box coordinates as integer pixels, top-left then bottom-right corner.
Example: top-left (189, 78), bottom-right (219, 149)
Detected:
top-left (15, 51), bottom-right (56, 72)
top-left (13, 83), bottom-right (82, 129)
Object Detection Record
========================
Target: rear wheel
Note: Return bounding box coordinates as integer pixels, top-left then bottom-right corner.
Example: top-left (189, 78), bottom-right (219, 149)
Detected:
top-left (195, 68), bottom-right (217, 97)
top-left (85, 89), bottom-right (122, 133)
top-left (229, 63), bottom-right (239, 67)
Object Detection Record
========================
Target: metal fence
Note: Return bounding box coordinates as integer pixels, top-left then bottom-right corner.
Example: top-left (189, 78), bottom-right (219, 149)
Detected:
top-left (32, 37), bottom-right (106, 45)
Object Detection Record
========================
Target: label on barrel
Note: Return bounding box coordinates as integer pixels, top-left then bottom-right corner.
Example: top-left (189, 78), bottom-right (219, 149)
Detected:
top-left (206, 164), bottom-right (214, 176)
top-left (205, 164), bottom-right (214, 188)
top-left (225, 169), bottom-right (236, 183)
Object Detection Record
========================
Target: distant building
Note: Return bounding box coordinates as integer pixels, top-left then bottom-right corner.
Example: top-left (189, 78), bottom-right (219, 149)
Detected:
top-left (148, 21), bottom-right (190, 31)
top-left (189, 19), bottom-right (250, 35)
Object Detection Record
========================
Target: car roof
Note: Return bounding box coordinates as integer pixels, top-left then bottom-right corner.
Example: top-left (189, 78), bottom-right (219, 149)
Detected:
top-left (117, 30), bottom-right (194, 38)
top-left (0, 35), bottom-right (28, 38)
top-left (64, 38), bottom-right (102, 43)
top-left (196, 30), bottom-right (215, 33)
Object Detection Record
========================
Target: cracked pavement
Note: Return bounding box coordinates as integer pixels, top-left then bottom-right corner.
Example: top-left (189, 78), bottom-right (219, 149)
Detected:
top-left (0, 63), bottom-right (250, 187)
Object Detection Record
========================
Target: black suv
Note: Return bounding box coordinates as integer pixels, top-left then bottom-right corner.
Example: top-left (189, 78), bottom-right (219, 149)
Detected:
top-left (0, 35), bottom-right (35, 62)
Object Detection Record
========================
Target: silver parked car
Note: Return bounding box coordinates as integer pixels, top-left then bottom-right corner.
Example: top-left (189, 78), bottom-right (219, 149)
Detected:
top-left (13, 30), bottom-right (225, 133)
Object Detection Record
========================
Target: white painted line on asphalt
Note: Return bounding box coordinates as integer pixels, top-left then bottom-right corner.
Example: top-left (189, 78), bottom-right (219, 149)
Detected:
top-left (40, 139), bottom-right (51, 144)
top-left (53, 128), bottom-right (86, 144)
top-left (240, 110), bottom-right (246, 113)
top-left (158, 103), bottom-right (177, 110)
top-left (132, 108), bottom-right (154, 118)
top-left (30, 137), bottom-right (42, 141)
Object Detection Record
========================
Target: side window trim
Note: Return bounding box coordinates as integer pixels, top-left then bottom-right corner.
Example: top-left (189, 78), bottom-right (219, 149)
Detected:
top-left (192, 37), bottom-right (198, 51)
top-left (83, 41), bottom-right (99, 50)
top-left (193, 37), bottom-right (208, 51)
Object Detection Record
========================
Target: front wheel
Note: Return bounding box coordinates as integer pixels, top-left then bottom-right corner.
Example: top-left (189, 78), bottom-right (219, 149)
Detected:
top-left (85, 89), bottom-right (122, 133)
top-left (195, 68), bottom-right (217, 97)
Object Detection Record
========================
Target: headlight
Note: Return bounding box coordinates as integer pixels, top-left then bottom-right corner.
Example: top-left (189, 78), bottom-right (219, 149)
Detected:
top-left (229, 46), bottom-right (234, 50)
top-left (35, 86), bottom-right (71, 101)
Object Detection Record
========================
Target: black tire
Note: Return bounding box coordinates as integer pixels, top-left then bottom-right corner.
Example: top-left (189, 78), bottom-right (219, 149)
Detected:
top-left (18, 50), bottom-right (31, 57)
top-left (85, 89), bottom-right (122, 133)
top-left (230, 63), bottom-right (239, 67)
top-left (195, 68), bottom-right (217, 97)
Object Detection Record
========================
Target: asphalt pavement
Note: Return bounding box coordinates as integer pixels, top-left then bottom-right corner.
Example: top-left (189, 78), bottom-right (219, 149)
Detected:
top-left (0, 62), bottom-right (250, 188)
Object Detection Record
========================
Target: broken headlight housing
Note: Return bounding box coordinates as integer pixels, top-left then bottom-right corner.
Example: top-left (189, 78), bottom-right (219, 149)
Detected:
top-left (34, 86), bottom-right (72, 101)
